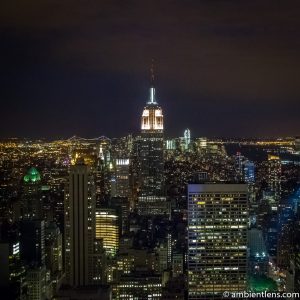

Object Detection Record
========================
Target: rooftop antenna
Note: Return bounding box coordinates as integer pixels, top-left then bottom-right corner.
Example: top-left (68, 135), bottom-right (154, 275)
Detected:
top-left (150, 58), bottom-right (155, 86)
top-left (149, 59), bottom-right (156, 104)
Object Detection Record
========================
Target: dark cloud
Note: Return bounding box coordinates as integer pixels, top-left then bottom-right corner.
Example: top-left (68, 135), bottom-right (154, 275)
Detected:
top-left (1, 0), bottom-right (300, 138)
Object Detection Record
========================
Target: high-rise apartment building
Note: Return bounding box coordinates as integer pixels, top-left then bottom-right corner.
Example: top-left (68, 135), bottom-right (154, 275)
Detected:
top-left (188, 183), bottom-right (248, 299)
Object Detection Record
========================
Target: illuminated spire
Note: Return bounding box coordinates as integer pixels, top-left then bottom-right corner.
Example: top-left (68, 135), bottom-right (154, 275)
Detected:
top-left (148, 59), bottom-right (157, 104)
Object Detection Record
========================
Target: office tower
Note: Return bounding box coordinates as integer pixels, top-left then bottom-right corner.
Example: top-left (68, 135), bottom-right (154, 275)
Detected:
top-left (21, 167), bottom-right (42, 219)
top-left (248, 228), bottom-right (268, 275)
top-left (243, 160), bottom-right (255, 184)
top-left (19, 219), bottom-right (45, 266)
top-left (165, 139), bottom-right (176, 151)
top-left (263, 207), bottom-right (278, 261)
top-left (184, 129), bottom-right (191, 150)
top-left (196, 138), bottom-right (207, 151)
top-left (0, 241), bottom-right (26, 299)
top-left (0, 220), bottom-right (26, 298)
top-left (112, 270), bottom-right (162, 300)
top-left (111, 158), bottom-right (131, 198)
top-left (234, 152), bottom-right (245, 181)
top-left (172, 252), bottom-right (184, 277)
top-left (188, 183), bottom-right (248, 299)
top-left (64, 160), bottom-right (99, 286)
top-left (26, 266), bottom-right (52, 300)
top-left (277, 205), bottom-right (294, 268)
top-left (138, 67), bottom-right (169, 216)
top-left (243, 160), bottom-right (256, 220)
top-left (158, 243), bottom-right (168, 272)
top-left (95, 208), bottom-right (119, 257)
top-left (267, 154), bottom-right (281, 203)
top-left (45, 222), bottom-right (63, 274)
top-left (109, 196), bottom-right (129, 235)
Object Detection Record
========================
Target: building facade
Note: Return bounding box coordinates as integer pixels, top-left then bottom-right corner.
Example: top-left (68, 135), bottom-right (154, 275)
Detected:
top-left (188, 183), bottom-right (248, 299)
top-left (95, 208), bottom-right (119, 257)
top-left (64, 160), bottom-right (100, 286)
top-left (137, 79), bottom-right (169, 215)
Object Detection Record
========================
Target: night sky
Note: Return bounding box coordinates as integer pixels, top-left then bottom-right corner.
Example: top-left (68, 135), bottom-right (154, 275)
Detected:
top-left (1, 0), bottom-right (300, 139)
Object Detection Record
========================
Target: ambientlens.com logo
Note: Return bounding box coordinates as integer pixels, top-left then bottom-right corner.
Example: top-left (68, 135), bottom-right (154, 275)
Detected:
top-left (223, 291), bottom-right (300, 298)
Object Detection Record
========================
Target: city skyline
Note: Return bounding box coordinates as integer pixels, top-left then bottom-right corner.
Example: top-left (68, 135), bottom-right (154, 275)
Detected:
top-left (1, 3), bottom-right (300, 298)
top-left (1, 1), bottom-right (300, 138)
top-left (1, 80), bottom-right (300, 298)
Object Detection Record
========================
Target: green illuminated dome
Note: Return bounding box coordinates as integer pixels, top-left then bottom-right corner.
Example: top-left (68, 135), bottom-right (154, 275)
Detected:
top-left (23, 167), bottom-right (41, 183)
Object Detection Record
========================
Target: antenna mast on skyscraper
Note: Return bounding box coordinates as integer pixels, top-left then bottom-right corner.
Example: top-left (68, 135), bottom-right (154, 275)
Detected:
top-left (150, 58), bottom-right (155, 87)
top-left (149, 59), bottom-right (156, 104)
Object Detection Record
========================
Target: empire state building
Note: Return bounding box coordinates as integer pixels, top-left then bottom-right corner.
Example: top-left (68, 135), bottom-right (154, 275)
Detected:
top-left (137, 68), bottom-right (169, 216)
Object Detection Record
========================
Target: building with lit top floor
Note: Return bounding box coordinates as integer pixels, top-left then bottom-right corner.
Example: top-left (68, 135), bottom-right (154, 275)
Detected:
top-left (111, 158), bottom-right (131, 199)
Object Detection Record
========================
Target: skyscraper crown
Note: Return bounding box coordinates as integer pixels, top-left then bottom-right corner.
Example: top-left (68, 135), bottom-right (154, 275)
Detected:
top-left (141, 61), bottom-right (163, 131)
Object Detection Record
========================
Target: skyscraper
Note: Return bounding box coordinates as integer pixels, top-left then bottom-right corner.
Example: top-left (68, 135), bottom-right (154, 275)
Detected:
top-left (234, 152), bottom-right (245, 182)
top-left (21, 167), bottom-right (42, 220)
top-left (64, 160), bottom-right (100, 286)
top-left (19, 219), bottom-right (45, 267)
top-left (243, 160), bottom-right (255, 184)
top-left (111, 158), bottom-right (131, 199)
top-left (184, 129), bottom-right (191, 150)
top-left (267, 154), bottom-right (281, 204)
top-left (243, 160), bottom-right (256, 219)
top-left (95, 208), bottom-right (119, 257)
top-left (137, 65), bottom-right (169, 216)
top-left (188, 183), bottom-right (248, 299)
top-left (26, 266), bottom-right (50, 300)
top-left (45, 222), bottom-right (63, 274)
